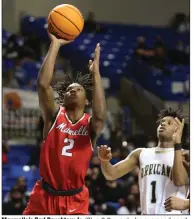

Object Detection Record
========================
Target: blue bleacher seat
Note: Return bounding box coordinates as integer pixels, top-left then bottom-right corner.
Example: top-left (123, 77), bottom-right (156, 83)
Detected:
top-left (10, 165), bottom-right (35, 180)
top-left (106, 202), bottom-right (120, 210)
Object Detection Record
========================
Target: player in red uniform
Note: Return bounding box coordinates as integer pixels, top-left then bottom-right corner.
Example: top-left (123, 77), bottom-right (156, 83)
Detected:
top-left (23, 32), bottom-right (106, 215)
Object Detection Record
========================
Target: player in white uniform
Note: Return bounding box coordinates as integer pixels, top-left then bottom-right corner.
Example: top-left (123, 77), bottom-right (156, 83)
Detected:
top-left (98, 108), bottom-right (189, 214)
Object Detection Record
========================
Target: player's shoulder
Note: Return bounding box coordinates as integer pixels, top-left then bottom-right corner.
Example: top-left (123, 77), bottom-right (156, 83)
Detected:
top-left (84, 112), bottom-right (92, 122)
top-left (126, 148), bottom-right (145, 166)
top-left (136, 147), bottom-right (157, 165)
top-left (130, 147), bottom-right (145, 158)
top-left (136, 147), bottom-right (156, 158)
top-left (133, 147), bottom-right (145, 153)
top-left (129, 147), bottom-right (155, 156)
top-left (85, 112), bottom-right (92, 118)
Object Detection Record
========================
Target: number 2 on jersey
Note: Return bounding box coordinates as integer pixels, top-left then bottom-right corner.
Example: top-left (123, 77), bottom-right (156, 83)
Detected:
top-left (62, 138), bottom-right (74, 157)
top-left (150, 181), bottom-right (157, 203)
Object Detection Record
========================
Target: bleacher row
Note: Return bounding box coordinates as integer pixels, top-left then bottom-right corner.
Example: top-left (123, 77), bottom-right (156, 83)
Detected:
top-left (3, 15), bottom-right (189, 99)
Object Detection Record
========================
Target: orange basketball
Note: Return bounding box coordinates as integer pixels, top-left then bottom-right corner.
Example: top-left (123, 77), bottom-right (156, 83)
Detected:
top-left (48, 4), bottom-right (84, 40)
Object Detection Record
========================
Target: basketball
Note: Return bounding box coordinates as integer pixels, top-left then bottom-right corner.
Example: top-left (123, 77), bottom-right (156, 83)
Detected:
top-left (48, 4), bottom-right (84, 40)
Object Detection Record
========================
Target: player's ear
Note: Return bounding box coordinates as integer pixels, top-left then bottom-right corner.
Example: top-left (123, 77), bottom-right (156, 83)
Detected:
top-left (85, 99), bottom-right (89, 106)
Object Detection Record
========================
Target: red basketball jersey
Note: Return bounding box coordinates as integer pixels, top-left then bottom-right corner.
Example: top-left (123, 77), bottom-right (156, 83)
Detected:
top-left (39, 106), bottom-right (93, 190)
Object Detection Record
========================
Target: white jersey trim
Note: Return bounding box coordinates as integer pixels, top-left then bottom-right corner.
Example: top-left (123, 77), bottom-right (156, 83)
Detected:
top-left (139, 148), bottom-right (146, 164)
top-left (88, 116), bottom-right (94, 151)
top-left (65, 112), bottom-right (85, 126)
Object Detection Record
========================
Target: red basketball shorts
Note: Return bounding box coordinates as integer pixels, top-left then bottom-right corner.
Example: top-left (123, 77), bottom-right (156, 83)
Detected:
top-left (23, 180), bottom-right (89, 215)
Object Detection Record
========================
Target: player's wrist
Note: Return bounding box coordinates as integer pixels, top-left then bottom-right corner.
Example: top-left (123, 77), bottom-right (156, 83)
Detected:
top-left (91, 70), bottom-right (101, 76)
top-left (51, 41), bottom-right (61, 49)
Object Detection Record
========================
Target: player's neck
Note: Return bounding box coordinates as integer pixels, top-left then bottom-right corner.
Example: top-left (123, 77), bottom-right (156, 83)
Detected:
top-left (157, 141), bottom-right (174, 148)
top-left (66, 109), bottom-right (85, 123)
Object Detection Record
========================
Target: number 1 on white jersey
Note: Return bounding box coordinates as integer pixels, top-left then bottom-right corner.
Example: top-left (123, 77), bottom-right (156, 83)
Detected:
top-left (151, 181), bottom-right (157, 203)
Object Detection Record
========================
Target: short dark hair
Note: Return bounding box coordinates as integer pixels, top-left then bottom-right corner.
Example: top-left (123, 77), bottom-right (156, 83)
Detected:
top-left (53, 71), bottom-right (92, 106)
top-left (157, 108), bottom-right (184, 123)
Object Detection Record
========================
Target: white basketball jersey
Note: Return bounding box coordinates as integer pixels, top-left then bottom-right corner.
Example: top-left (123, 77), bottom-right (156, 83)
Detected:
top-left (139, 147), bottom-right (187, 214)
